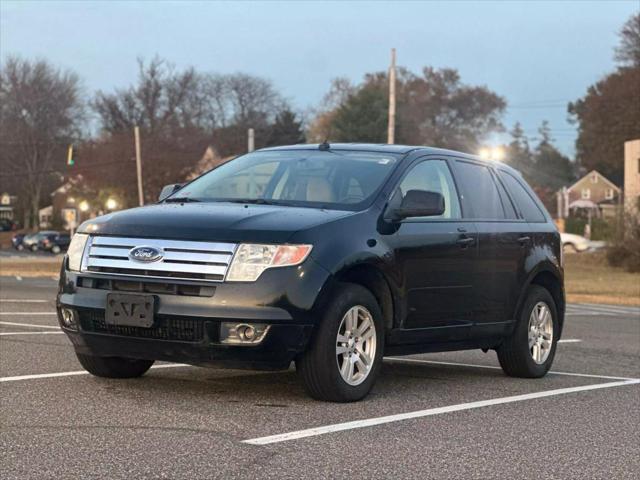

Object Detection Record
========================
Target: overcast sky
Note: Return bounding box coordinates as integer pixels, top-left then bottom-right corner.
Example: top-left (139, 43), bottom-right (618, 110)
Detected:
top-left (1, 0), bottom-right (638, 156)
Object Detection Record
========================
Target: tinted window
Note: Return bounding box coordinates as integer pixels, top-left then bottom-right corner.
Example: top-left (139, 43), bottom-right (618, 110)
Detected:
top-left (498, 171), bottom-right (546, 222)
top-left (494, 174), bottom-right (518, 219)
top-left (398, 160), bottom-right (461, 219)
top-left (454, 161), bottom-right (505, 219)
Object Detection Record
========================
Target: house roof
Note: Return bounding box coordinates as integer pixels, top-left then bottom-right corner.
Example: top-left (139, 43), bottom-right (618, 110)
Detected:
top-left (565, 170), bottom-right (621, 193)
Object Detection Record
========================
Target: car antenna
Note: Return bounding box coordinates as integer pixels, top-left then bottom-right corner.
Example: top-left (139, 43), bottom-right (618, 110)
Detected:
top-left (319, 140), bottom-right (330, 151)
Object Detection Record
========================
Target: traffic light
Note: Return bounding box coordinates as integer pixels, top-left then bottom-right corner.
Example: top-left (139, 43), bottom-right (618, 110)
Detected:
top-left (67, 144), bottom-right (75, 166)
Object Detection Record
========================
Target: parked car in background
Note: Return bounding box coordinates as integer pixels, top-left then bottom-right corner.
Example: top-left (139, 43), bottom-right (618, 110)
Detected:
top-left (21, 231), bottom-right (59, 252)
top-left (39, 232), bottom-right (71, 254)
top-left (0, 218), bottom-right (18, 231)
top-left (11, 233), bottom-right (26, 250)
top-left (560, 233), bottom-right (590, 253)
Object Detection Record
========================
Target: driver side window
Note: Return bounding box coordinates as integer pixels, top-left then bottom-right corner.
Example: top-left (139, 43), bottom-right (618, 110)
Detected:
top-left (398, 160), bottom-right (461, 219)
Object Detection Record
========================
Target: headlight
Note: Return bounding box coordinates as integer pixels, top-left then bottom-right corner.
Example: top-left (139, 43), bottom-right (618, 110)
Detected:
top-left (67, 233), bottom-right (89, 271)
top-left (226, 244), bottom-right (312, 282)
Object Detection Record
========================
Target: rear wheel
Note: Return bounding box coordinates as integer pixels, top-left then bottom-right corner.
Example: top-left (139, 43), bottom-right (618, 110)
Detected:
top-left (297, 283), bottom-right (384, 402)
top-left (30, 244), bottom-right (38, 252)
top-left (51, 245), bottom-right (61, 254)
top-left (76, 353), bottom-right (154, 378)
top-left (497, 285), bottom-right (559, 378)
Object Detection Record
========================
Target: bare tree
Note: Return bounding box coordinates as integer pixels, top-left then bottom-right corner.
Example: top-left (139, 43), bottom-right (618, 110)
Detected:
top-left (615, 13), bottom-right (640, 68)
top-left (93, 57), bottom-right (208, 136)
top-left (225, 73), bottom-right (280, 128)
top-left (0, 57), bottom-right (84, 228)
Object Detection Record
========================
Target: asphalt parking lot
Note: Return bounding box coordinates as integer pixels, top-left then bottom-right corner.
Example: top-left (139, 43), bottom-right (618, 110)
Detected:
top-left (1, 276), bottom-right (639, 479)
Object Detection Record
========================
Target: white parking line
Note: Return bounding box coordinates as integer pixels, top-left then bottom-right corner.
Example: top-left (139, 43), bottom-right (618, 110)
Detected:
top-left (578, 304), bottom-right (640, 314)
top-left (558, 339), bottom-right (582, 343)
top-left (0, 321), bottom-right (60, 329)
top-left (385, 358), bottom-right (636, 381)
top-left (0, 363), bottom-right (189, 383)
top-left (243, 379), bottom-right (640, 445)
top-left (0, 331), bottom-right (64, 336)
top-left (0, 312), bottom-right (57, 316)
top-left (0, 299), bottom-right (49, 303)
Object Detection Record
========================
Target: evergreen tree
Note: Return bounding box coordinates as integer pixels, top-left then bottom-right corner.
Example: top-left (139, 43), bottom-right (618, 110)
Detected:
top-left (267, 108), bottom-right (305, 146)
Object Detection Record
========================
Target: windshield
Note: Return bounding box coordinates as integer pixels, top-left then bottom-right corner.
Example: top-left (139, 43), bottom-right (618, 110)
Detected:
top-left (168, 150), bottom-right (401, 210)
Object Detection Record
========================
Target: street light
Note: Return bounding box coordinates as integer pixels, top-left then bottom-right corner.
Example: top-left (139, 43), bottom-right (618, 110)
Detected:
top-left (79, 201), bottom-right (89, 212)
top-left (105, 198), bottom-right (118, 211)
top-left (478, 146), bottom-right (506, 162)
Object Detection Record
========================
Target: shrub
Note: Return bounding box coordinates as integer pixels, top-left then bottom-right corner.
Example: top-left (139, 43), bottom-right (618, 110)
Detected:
top-left (565, 217), bottom-right (615, 241)
top-left (606, 213), bottom-right (640, 272)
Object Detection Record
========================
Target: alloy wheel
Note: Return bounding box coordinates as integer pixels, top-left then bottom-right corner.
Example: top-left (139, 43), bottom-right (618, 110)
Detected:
top-left (335, 305), bottom-right (377, 386)
top-left (528, 301), bottom-right (554, 364)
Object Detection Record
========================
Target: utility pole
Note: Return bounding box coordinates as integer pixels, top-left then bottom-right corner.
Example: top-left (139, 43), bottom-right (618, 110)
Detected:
top-left (387, 48), bottom-right (396, 145)
top-left (247, 128), bottom-right (255, 152)
top-left (134, 126), bottom-right (144, 206)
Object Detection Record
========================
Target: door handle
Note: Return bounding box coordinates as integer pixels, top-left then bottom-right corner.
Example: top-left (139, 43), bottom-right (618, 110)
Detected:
top-left (457, 236), bottom-right (476, 247)
top-left (518, 236), bottom-right (531, 246)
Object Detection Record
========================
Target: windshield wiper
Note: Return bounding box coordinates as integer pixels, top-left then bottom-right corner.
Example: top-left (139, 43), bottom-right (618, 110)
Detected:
top-left (164, 197), bottom-right (201, 203)
top-left (226, 198), bottom-right (280, 205)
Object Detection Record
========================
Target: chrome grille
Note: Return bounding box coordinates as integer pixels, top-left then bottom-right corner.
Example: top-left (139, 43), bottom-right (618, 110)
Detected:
top-left (82, 236), bottom-right (237, 282)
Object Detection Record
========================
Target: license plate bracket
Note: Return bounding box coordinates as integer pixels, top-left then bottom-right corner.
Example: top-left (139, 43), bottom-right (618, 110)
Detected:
top-left (106, 293), bottom-right (155, 328)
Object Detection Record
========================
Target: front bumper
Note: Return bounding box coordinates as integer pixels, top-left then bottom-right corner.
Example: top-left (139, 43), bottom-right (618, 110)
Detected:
top-left (57, 257), bottom-right (332, 370)
top-left (63, 321), bottom-right (313, 370)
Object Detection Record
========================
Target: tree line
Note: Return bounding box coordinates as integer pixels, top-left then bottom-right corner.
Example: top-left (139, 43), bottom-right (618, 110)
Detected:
top-left (1, 13), bottom-right (637, 228)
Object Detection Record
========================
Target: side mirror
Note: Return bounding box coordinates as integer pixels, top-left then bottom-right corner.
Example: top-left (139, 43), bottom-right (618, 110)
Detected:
top-left (391, 190), bottom-right (445, 220)
top-left (158, 183), bottom-right (185, 202)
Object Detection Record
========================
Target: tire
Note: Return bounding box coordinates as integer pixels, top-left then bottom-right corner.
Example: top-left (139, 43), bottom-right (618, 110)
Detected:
top-left (296, 283), bottom-right (384, 402)
top-left (16, 244), bottom-right (24, 251)
top-left (497, 285), bottom-right (559, 378)
top-left (30, 244), bottom-right (38, 252)
top-left (51, 245), bottom-right (61, 254)
top-left (76, 353), bottom-right (154, 378)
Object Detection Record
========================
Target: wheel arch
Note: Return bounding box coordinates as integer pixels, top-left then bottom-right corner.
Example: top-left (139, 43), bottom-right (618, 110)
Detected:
top-left (517, 265), bottom-right (565, 335)
top-left (333, 263), bottom-right (397, 332)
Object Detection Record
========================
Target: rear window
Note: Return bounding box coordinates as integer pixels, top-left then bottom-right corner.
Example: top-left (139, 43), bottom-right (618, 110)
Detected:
top-left (454, 161), bottom-right (505, 219)
top-left (498, 171), bottom-right (547, 223)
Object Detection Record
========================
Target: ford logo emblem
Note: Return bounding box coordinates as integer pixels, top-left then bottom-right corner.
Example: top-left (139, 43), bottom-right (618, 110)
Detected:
top-left (129, 246), bottom-right (164, 263)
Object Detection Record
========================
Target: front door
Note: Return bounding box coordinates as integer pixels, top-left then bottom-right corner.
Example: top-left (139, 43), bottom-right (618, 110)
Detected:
top-left (389, 158), bottom-right (477, 340)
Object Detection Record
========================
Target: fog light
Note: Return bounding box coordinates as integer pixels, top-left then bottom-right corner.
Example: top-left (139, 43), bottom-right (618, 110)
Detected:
top-left (60, 308), bottom-right (78, 330)
top-left (220, 322), bottom-right (269, 345)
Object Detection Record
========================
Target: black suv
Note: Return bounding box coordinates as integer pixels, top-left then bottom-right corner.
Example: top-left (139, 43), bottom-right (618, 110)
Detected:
top-left (57, 144), bottom-right (564, 402)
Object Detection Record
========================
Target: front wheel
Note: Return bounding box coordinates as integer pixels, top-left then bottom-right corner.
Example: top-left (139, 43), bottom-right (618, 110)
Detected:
top-left (296, 283), bottom-right (384, 402)
top-left (497, 285), bottom-right (559, 378)
top-left (76, 353), bottom-right (154, 378)
top-left (51, 245), bottom-right (61, 254)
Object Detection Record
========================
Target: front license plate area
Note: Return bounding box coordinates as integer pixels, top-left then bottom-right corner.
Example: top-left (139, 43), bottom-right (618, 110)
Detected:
top-left (106, 294), bottom-right (155, 328)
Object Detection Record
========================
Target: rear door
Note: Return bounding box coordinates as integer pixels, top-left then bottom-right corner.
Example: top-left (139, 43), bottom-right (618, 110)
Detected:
top-left (389, 157), bottom-right (477, 339)
top-left (451, 160), bottom-right (527, 335)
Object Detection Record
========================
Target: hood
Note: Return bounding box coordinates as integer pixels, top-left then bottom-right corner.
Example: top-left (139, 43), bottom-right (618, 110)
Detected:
top-left (78, 202), bottom-right (356, 243)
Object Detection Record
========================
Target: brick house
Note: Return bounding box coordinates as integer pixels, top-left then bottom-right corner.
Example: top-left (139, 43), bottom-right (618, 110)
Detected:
top-left (556, 170), bottom-right (621, 219)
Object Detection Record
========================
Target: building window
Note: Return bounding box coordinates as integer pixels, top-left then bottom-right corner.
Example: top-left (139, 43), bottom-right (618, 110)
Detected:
top-left (605, 188), bottom-right (614, 200)
top-left (582, 188), bottom-right (591, 199)
top-left (591, 173), bottom-right (598, 183)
